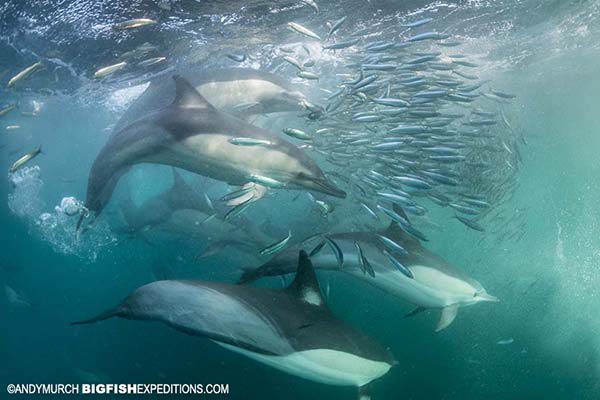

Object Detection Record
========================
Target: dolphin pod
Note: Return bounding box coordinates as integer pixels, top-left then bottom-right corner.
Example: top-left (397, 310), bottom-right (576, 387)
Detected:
top-left (73, 251), bottom-right (395, 397)
top-left (240, 221), bottom-right (498, 332)
top-left (79, 74), bottom-right (345, 228)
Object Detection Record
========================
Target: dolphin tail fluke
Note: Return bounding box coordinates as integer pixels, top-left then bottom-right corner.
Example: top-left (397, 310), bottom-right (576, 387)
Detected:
top-left (435, 304), bottom-right (459, 332)
top-left (71, 307), bottom-right (121, 326)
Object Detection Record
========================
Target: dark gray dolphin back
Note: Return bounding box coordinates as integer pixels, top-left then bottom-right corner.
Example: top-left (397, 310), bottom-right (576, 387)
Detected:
top-left (72, 251), bottom-right (395, 364)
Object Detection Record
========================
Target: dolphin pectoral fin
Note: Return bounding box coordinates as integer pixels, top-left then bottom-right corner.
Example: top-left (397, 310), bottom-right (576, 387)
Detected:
top-left (436, 304), bottom-right (459, 332)
top-left (405, 306), bottom-right (426, 318)
top-left (358, 384), bottom-right (372, 400)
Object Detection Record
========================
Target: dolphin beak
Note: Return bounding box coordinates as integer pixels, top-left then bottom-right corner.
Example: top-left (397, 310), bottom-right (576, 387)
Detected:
top-left (478, 292), bottom-right (499, 303)
top-left (310, 177), bottom-right (346, 198)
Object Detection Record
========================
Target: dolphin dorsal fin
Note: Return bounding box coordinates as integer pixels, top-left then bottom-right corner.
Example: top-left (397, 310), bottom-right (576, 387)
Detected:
top-left (172, 75), bottom-right (216, 110)
top-left (287, 251), bottom-right (326, 307)
top-left (170, 167), bottom-right (189, 191)
top-left (385, 222), bottom-right (421, 248)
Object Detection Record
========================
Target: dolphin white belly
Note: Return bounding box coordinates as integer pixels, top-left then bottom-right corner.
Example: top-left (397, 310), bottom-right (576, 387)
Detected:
top-left (150, 133), bottom-right (310, 186)
top-left (215, 342), bottom-right (391, 387)
top-left (312, 250), bottom-right (462, 309)
top-left (197, 79), bottom-right (287, 111)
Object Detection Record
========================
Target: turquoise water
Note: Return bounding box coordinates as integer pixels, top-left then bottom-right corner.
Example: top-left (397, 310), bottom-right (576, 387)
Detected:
top-left (2, 1), bottom-right (600, 399)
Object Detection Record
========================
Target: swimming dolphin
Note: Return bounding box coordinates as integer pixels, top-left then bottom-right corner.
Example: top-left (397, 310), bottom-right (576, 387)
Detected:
top-left (118, 168), bottom-right (212, 232)
top-left (114, 67), bottom-right (316, 132)
top-left (80, 75), bottom-right (344, 227)
top-left (72, 251), bottom-right (395, 397)
top-left (118, 169), bottom-right (273, 257)
top-left (240, 222), bottom-right (498, 332)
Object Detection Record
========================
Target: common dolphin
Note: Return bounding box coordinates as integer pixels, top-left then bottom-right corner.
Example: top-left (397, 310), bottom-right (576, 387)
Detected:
top-left (118, 169), bottom-right (273, 257)
top-left (118, 168), bottom-right (212, 232)
top-left (114, 67), bottom-right (315, 132)
top-left (73, 251), bottom-right (395, 397)
top-left (240, 223), bottom-right (498, 332)
top-left (80, 75), bottom-right (344, 227)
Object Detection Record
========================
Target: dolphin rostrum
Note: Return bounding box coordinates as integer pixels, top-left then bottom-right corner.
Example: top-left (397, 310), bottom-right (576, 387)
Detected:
top-left (80, 75), bottom-right (345, 227)
top-left (240, 222), bottom-right (498, 332)
top-left (72, 251), bottom-right (395, 397)
top-left (114, 67), bottom-right (317, 132)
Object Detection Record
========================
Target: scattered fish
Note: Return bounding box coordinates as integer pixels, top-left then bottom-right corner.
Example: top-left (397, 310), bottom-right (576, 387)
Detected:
top-left (10, 147), bottom-right (42, 173)
top-left (113, 18), bottom-right (157, 30)
top-left (288, 22), bottom-right (321, 40)
top-left (7, 61), bottom-right (43, 87)
top-left (260, 231), bottom-right (292, 255)
top-left (94, 62), bottom-right (127, 78)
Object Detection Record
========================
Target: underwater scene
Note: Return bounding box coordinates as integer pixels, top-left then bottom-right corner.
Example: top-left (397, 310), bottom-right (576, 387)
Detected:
top-left (1, 0), bottom-right (600, 399)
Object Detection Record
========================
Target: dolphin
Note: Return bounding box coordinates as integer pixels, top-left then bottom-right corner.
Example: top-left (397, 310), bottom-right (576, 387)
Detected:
top-left (114, 67), bottom-right (316, 132)
top-left (118, 168), bottom-right (212, 233)
top-left (118, 169), bottom-right (273, 257)
top-left (72, 251), bottom-right (395, 397)
top-left (240, 222), bottom-right (498, 332)
top-left (80, 75), bottom-right (345, 227)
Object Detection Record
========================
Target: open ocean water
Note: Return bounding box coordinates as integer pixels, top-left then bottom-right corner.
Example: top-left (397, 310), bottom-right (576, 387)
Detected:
top-left (1, 0), bottom-right (600, 399)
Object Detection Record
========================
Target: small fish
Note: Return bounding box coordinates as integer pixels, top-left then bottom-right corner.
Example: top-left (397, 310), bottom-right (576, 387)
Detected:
top-left (327, 16), bottom-right (347, 39)
top-left (455, 215), bottom-right (485, 232)
top-left (402, 18), bottom-right (433, 28)
top-left (248, 174), bottom-right (285, 188)
top-left (492, 90), bottom-right (516, 99)
top-left (10, 147), bottom-right (42, 173)
top-left (406, 32), bottom-right (449, 42)
top-left (288, 22), bottom-right (321, 40)
top-left (229, 137), bottom-right (273, 146)
top-left (297, 71), bottom-right (319, 80)
top-left (383, 249), bottom-right (413, 278)
top-left (360, 203), bottom-right (379, 220)
top-left (322, 39), bottom-right (359, 50)
top-left (137, 57), bottom-right (166, 67)
top-left (6, 125), bottom-right (20, 130)
top-left (94, 62), bottom-right (127, 78)
top-left (0, 104), bottom-right (16, 117)
top-left (113, 18), bottom-right (157, 30)
top-left (300, 0), bottom-right (319, 12)
top-left (497, 338), bottom-right (514, 345)
top-left (226, 53), bottom-right (246, 63)
top-left (7, 61), bottom-right (43, 87)
top-left (203, 193), bottom-right (215, 212)
top-left (283, 56), bottom-right (304, 70)
top-left (355, 242), bottom-right (375, 277)
top-left (283, 128), bottom-right (312, 141)
top-left (378, 235), bottom-right (409, 256)
top-left (221, 186), bottom-right (255, 202)
top-left (260, 231), bottom-right (292, 256)
top-left (325, 236), bottom-right (344, 267)
top-left (225, 201), bottom-right (252, 219)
